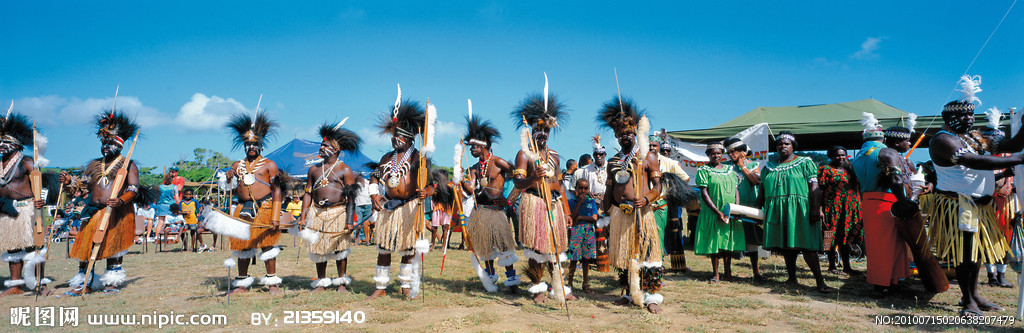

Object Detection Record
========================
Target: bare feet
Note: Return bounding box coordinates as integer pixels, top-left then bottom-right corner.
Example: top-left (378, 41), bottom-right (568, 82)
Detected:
top-left (533, 292), bottom-right (548, 304)
top-left (65, 287), bottom-right (90, 297)
top-left (230, 287), bottom-right (249, 295)
top-left (401, 287), bottom-right (411, 299)
top-left (784, 279), bottom-right (799, 286)
top-left (0, 287), bottom-right (24, 297)
top-left (336, 285), bottom-right (349, 293)
top-left (365, 289), bottom-right (386, 300)
top-left (581, 284), bottom-right (594, 294)
top-left (507, 285), bottom-right (521, 295)
top-left (827, 269), bottom-right (846, 275)
top-left (612, 297), bottom-right (631, 306)
top-left (722, 274), bottom-right (733, 282)
top-left (565, 293), bottom-right (577, 301)
top-left (37, 286), bottom-right (54, 297)
top-left (268, 285), bottom-right (283, 296)
top-left (647, 303), bottom-right (662, 314)
top-left (310, 286), bottom-right (326, 293)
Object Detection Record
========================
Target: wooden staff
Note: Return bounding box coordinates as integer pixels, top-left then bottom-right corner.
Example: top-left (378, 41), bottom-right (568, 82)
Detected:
top-left (413, 100), bottom-right (431, 301)
top-left (522, 115), bottom-right (570, 320)
top-left (81, 130), bottom-right (139, 297)
top-left (30, 123), bottom-right (44, 300)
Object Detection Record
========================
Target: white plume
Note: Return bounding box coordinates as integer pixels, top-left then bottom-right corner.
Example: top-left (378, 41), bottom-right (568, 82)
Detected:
top-left (467, 99), bottom-right (473, 120)
top-left (860, 112), bottom-right (881, 131)
top-left (223, 258), bottom-right (237, 269)
top-left (907, 113), bottom-right (918, 133)
top-left (453, 143), bottom-right (464, 183)
top-left (392, 83), bottom-right (402, 118)
top-left (252, 94), bottom-right (262, 128)
top-left (520, 128), bottom-right (538, 162)
top-left (33, 132), bottom-right (49, 167)
top-left (986, 107), bottom-right (1002, 130)
top-left (334, 117), bottom-right (349, 130)
top-left (423, 103), bottom-right (437, 157)
top-left (543, 72), bottom-right (549, 112)
top-left (5, 100), bottom-right (11, 120)
top-left (638, 115), bottom-right (651, 158)
top-left (957, 75), bottom-right (982, 105)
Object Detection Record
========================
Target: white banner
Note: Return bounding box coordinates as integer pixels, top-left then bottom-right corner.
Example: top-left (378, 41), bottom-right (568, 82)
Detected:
top-left (661, 123), bottom-right (771, 185)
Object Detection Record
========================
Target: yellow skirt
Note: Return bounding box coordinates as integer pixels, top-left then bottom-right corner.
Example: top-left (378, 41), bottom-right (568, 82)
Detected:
top-left (920, 193), bottom-right (1009, 265)
top-left (229, 200), bottom-right (281, 251)
top-left (306, 204), bottom-right (352, 255)
top-left (374, 199), bottom-right (423, 253)
top-left (467, 205), bottom-right (517, 260)
top-left (607, 205), bottom-right (662, 268)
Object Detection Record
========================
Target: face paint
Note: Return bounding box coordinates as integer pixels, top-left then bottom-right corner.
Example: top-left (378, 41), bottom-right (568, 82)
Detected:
top-left (0, 140), bottom-right (19, 155)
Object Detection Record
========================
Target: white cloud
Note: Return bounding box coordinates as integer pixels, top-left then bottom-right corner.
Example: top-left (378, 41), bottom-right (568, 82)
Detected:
top-left (852, 37), bottom-right (885, 60)
top-left (14, 95), bottom-right (166, 128)
top-left (175, 93), bottom-right (247, 131)
top-left (358, 127), bottom-right (391, 147)
top-left (434, 120), bottom-right (460, 137)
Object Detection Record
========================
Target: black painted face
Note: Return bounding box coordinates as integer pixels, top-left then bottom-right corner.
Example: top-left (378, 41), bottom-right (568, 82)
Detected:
top-left (391, 136), bottom-right (411, 151)
top-left (244, 143), bottom-right (261, 158)
top-left (533, 130), bottom-right (549, 147)
top-left (617, 133), bottom-right (636, 153)
top-left (946, 112), bottom-right (975, 133)
top-left (0, 139), bottom-right (20, 156)
top-left (319, 140), bottom-right (338, 158)
top-left (101, 138), bottom-right (123, 158)
top-left (469, 144), bottom-right (486, 158)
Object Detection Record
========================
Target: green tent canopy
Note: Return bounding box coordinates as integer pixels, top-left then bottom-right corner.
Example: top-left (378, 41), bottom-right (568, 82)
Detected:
top-left (667, 98), bottom-right (1008, 151)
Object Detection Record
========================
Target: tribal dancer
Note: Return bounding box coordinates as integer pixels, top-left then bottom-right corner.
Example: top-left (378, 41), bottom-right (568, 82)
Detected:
top-left (459, 113), bottom-right (521, 292)
top-left (61, 111), bottom-right (142, 296)
top-left (599, 97), bottom-right (665, 314)
top-left (923, 75), bottom-right (1021, 316)
top-left (366, 95), bottom-right (435, 300)
top-left (223, 111), bottom-right (286, 295)
top-left (511, 93), bottom-right (575, 303)
top-left (299, 120), bottom-right (362, 293)
top-left (0, 113), bottom-right (53, 297)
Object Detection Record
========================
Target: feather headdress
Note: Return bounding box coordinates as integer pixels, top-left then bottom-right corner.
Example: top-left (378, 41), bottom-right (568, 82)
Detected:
top-left (983, 107), bottom-right (1005, 138)
top-left (0, 113), bottom-right (34, 149)
top-left (318, 118), bottom-right (362, 152)
top-left (859, 112), bottom-right (884, 140)
top-left (377, 98), bottom-right (426, 140)
top-left (944, 75), bottom-right (982, 114)
top-left (423, 103), bottom-right (437, 156)
top-left (512, 93), bottom-right (567, 132)
top-left (591, 134), bottom-right (605, 153)
top-left (226, 111), bottom-right (277, 150)
top-left (596, 96), bottom-right (643, 136)
top-left (97, 111), bottom-right (139, 146)
top-left (907, 113), bottom-right (918, 133)
top-left (463, 115), bottom-right (501, 148)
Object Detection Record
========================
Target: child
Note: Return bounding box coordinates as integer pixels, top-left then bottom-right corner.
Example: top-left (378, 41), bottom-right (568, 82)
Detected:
top-left (198, 198), bottom-right (217, 250)
top-left (179, 188), bottom-right (206, 252)
top-left (136, 201), bottom-right (156, 243)
top-left (566, 178), bottom-right (599, 293)
top-left (160, 204), bottom-right (186, 250)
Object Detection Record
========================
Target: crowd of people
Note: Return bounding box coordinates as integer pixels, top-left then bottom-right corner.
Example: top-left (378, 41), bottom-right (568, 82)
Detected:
top-left (1, 76), bottom-right (1020, 318)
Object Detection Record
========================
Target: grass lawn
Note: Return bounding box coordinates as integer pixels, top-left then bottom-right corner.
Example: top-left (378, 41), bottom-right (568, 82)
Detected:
top-left (2, 232), bottom-right (1022, 332)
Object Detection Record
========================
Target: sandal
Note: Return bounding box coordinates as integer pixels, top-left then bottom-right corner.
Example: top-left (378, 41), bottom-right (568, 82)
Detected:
top-left (959, 308), bottom-right (984, 317)
top-left (979, 303), bottom-right (1004, 312)
top-left (100, 288), bottom-right (120, 295)
top-left (61, 288), bottom-right (85, 297)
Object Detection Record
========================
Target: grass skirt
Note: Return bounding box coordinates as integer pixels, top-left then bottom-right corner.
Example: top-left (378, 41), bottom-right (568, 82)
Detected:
top-left (467, 205), bottom-right (517, 261)
top-left (0, 200), bottom-right (34, 252)
top-left (70, 204), bottom-right (134, 261)
top-left (374, 199), bottom-right (422, 253)
top-left (229, 200), bottom-right (281, 251)
top-left (306, 205), bottom-right (352, 256)
top-left (921, 193), bottom-right (1009, 265)
top-left (518, 192), bottom-right (567, 255)
top-left (607, 205), bottom-right (662, 268)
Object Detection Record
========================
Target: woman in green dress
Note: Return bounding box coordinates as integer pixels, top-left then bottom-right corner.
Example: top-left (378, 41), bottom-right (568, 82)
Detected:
top-left (724, 137), bottom-right (765, 282)
top-left (757, 131), bottom-right (829, 293)
top-left (695, 142), bottom-right (745, 283)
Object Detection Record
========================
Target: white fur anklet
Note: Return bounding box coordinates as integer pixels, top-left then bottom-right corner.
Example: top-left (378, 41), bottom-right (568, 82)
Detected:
top-left (4, 279), bottom-right (25, 288)
top-left (549, 285), bottom-right (571, 298)
top-left (643, 292), bottom-right (664, 305)
top-left (332, 275), bottom-right (352, 286)
top-left (398, 263), bottom-right (413, 289)
top-left (100, 266), bottom-right (127, 287)
top-left (311, 278), bottom-right (332, 288)
top-left (527, 282), bottom-right (548, 294)
top-left (232, 276), bottom-right (254, 288)
top-left (260, 274), bottom-right (282, 286)
top-left (259, 247), bottom-right (281, 261)
top-left (373, 265), bottom-right (390, 290)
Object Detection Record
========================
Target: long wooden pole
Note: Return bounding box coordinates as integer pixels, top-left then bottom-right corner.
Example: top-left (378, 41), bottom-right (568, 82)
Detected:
top-left (30, 123), bottom-right (44, 300)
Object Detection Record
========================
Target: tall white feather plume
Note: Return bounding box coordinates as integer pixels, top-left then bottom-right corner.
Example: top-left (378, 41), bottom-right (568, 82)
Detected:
top-left (986, 107), bottom-right (1002, 130)
top-left (520, 128), bottom-right (538, 162)
top-left (638, 116), bottom-right (651, 158)
top-left (5, 100), bottom-right (11, 120)
top-left (467, 99), bottom-right (473, 120)
top-left (111, 85), bottom-right (119, 115)
top-left (958, 75), bottom-right (982, 105)
top-left (422, 103), bottom-right (437, 157)
top-left (453, 142), bottom-right (464, 183)
top-left (907, 113), bottom-right (918, 133)
top-left (860, 112), bottom-right (881, 131)
top-left (33, 132), bottom-right (49, 168)
top-left (252, 94), bottom-right (263, 128)
top-left (543, 72), bottom-right (549, 112)
top-left (392, 84), bottom-right (402, 119)
top-left (333, 117), bottom-right (349, 130)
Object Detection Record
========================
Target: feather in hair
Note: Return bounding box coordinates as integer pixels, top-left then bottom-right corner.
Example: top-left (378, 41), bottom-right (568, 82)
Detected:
top-left (511, 93), bottom-right (567, 131)
top-left (986, 107), bottom-right (1002, 130)
top-left (318, 122), bottom-right (362, 152)
top-left (225, 112), bottom-right (277, 150)
top-left (907, 113), bottom-right (918, 133)
top-left (958, 75), bottom-right (982, 105)
top-left (543, 73), bottom-right (549, 112)
top-left (453, 142), bottom-right (464, 183)
top-left (377, 99), bottom-right (425, 137)
top-left (392, 84), bottom-right (402, 120)
top-left (333, 117), bottom-right (349, 130)
top-left (467, 99), bottom-right (473, 120)
top-left (5, 100), bottom-right (11, 120)
top-left (638, 115), bottom-right (650, 158)
top-left (423, 103), bottom-right (437, 157)
top-left (596, 96), bottom-right (643, 131)
top-left (859, 112), bottom-right (881, 131)
top-left (591, 134), bottom-right (602, 151)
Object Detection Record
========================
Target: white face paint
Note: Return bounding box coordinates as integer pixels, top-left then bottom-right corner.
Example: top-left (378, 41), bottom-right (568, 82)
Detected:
top-left (0, 140), bottom-right (19, 156)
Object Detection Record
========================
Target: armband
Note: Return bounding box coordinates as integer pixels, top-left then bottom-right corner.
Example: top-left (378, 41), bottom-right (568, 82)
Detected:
top-left (125, 184), bottom-right (139, 193)
top-left (117, 190), bottom-right (137, 204)
top-left (951, 147), bottom-right (971, 165)
top-left (513, 169), bottom-right (527, 178)
top-left (304, 185), bottom-right (312, 194)
top-left (618, 203), bottom-right (635, 215)
top-left (650, 171), bottom-right (663, 179)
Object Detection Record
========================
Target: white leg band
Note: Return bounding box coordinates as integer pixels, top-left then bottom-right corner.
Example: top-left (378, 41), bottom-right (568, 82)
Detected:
top-left (2, 250), bottom-right (27, 263)
top-left (233, 249), bottom-right (258, 259)
top-left (4, 279), bottom-right (25, 288)
top-left (643, 293), bottom-right (664, 305)
top-left (504, 274), bottom-right (522, 287)
top-left (100, 268), bottom-right (127, 287)
top-left (309, 253), bottom-right (329, 263)
top-left (527, 282), bottom-right (548, 294)
top-left (332, 275), bottom-right (352, 286)
top-left (333, 249), bottom-right (351, 261)
top-left (232, 276), bottom-right (254, 288)
top-left (398, 263), bottom-right (413, 289)
top-left (311, 278), bottom-right (332, 288)
top-left (373, 265), bottom-right (390, 290)
top-left (259, 274), bottom-right (282, 286)
top-left (495, 251), bottom-right (519, 268)
top-left (259, 247), bottom-right (281, 261)
top-left (22, 249), bottom-right (47, 289)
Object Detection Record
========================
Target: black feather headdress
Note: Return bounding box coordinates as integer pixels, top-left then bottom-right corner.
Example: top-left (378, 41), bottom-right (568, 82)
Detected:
top-left (96, 110), bottom-right (139, 145)
top-left (597, 96), bottom-right (643, 136)
top-left (511, 93), bottom-right (567, 132)
top-left (377, 99), bottom-right (425, 139)
top-left (463, 115), bottom-right (501, 148)
top-left (0, 113), bottom-right (34, 148)
top-left (319, 121), bottom-right (362, 152)
top-left (226, 111), bottom-right (277, 150)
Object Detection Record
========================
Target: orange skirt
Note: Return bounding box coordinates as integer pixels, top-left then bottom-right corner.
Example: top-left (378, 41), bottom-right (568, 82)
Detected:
top-left (70, 205), bottom-right (135, 261)
top-left (230, 201), bottom-right (281, 250)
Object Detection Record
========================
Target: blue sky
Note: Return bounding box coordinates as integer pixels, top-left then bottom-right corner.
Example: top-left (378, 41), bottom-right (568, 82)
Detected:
top-left (2, 1), bottom-right (1023, 170)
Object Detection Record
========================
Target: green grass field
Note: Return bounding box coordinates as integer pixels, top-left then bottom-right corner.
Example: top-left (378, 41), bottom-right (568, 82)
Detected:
top-left (2, 232), bottom-right (1022, 332)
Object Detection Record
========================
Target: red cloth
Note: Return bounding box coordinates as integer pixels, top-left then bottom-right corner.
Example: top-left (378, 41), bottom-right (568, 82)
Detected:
top-left (861, 192), bottom-right (911, 287)
top-left (172, 176), bottom-right (185, 203)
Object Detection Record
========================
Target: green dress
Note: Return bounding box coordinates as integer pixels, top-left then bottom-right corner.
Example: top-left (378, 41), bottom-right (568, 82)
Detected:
top-left (728, 161), bottom-right (763, 247)
top-left (694, 164), bottom-right (746, 255)
top-left (762, 155), bottom-right (822, 251)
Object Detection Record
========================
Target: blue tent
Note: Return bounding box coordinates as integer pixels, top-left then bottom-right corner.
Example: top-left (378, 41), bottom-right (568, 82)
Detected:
top-left (264, 138), bottom-right (374, 179)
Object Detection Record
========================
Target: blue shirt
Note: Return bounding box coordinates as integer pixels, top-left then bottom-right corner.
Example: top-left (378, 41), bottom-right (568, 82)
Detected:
top-left (851, 140), bottom-right (888, 193)
top-left (568, 197), bottom-right (599, 221)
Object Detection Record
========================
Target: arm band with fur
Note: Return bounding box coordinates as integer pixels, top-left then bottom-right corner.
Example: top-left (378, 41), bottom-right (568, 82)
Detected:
top-left (117, 190), bottom-right (137, 204)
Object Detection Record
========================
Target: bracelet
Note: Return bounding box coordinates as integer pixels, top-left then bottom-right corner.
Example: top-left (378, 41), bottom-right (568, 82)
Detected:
top-left (951, 147), bottom-right (971, 165)
top-left (513, 169), bottom-right (527, 178)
